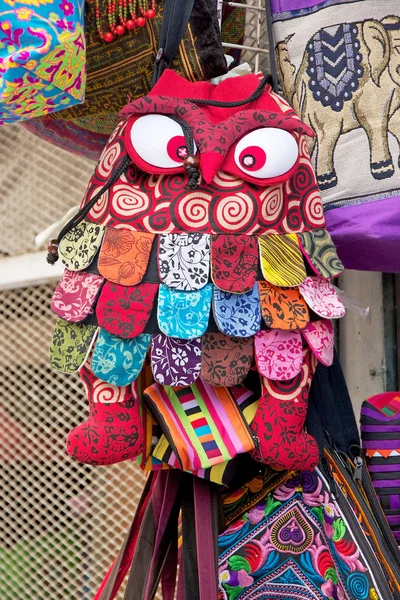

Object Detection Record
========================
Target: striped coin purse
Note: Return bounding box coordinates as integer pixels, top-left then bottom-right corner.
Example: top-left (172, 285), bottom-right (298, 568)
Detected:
top-left (143, 378), bottom-right (258, 472)
top-left (361, 392), bottom-right (400, 544)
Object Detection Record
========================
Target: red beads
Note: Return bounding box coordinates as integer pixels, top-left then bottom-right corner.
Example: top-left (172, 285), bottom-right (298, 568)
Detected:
top-left (96, 0), bottom-right (155, 40)
top-left (103, 31), bottom-right (114, 42)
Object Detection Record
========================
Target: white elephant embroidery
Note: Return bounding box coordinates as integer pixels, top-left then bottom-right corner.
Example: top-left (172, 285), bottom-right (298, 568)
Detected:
top-left (277, 16), bottom-right (400, 190)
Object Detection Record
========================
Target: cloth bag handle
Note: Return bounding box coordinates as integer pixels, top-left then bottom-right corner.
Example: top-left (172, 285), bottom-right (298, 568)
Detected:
top-left (152, 0), bottom-right (196, 85)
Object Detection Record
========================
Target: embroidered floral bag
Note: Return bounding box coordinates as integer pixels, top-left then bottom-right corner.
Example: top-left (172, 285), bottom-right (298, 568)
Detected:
top-left (218, 465), bottom-right (399, 600)
top-left (268, 0), bottom-right (400, 272)
top-left (0, 0), bottom-right (85, 123)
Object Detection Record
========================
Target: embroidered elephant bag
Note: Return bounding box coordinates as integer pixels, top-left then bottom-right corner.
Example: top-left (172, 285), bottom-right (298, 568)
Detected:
top-left (269, 0), bottom-right (400, 272)
top-left (47, 69), bottom-right (347, 473)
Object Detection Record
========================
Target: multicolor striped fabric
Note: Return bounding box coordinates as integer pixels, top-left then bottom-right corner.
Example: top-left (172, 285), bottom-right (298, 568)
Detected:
top-left (361, 392), bottom-right (400, 544)
top-left (143, 378), bottom-right (257, 472)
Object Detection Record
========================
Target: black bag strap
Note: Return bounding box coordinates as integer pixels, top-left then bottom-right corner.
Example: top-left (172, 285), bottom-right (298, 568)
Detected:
top-left (265, 0), bottom-right (279, 92)
top-left (152, 0), bottom-right (196, 85)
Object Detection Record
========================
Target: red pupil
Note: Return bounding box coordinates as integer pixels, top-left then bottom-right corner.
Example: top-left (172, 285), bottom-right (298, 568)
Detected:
top-left (239, 145), bottom-right (266, 171)
top-left (167, 135), bottom-right (188, 161)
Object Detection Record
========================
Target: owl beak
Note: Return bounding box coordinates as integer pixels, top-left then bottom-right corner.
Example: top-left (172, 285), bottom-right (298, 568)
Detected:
top-left (200, 152), bottom-right (226, 184)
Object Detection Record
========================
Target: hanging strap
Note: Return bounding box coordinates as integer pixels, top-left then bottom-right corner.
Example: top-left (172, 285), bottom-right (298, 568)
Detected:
top-left (181, 476), bottom-right (220, 600)
top-left (152, 0), bottom-right (196, 85)
top-left (193, 478), bottom-right (219, 600)
top-left (265, 0), bottom-right (279, 92)
top-left (94, 473), bottom-right (156, 600)
top-left (123, 470), bottom-right (183, 600)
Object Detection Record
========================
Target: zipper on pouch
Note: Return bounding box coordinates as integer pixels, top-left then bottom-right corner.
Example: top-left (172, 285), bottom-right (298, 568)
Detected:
top-left (318, 462), bottom-right (396, 600)
top-left (329, 448), bottom-right (400, 599)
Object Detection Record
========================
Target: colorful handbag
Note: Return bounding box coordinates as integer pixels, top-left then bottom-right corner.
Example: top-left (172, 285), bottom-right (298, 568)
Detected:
top-left (47, 69), bottom-right (346, 470)
top-left (23, 0), bottom-right (227, 159)
top-left (93, 458), bottom-right (400, 600)
top-left (361, 392), bottom-right (400, 545)
top-left (144, 378), bottom-right (258, 472)
top-left (268, 0), bottom-right (400, 272)
top-left (0, 0), bottom-right (85, 123)
top-left (218, 462), bottom-right (400, 600)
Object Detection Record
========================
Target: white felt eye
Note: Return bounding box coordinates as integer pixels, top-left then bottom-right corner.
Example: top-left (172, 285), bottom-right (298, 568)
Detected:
top-left (129, 114), bottom-right (196, 168)
top-left (234, 128), bottom-right (299, 178)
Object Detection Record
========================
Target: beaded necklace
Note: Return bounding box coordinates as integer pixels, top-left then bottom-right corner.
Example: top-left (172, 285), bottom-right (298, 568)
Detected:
top-left (95, 0), bottom-right (156, 42)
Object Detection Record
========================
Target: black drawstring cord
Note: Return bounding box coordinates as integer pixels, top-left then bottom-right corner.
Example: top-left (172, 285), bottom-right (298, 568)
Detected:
top-left (46, 155), bottom-right (131, 264)
top-left (186, 73), bottom-right (273, 108)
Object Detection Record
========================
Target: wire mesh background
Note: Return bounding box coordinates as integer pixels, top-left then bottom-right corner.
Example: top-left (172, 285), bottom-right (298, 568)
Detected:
top-left (0, 2), bottom-right (269, 598)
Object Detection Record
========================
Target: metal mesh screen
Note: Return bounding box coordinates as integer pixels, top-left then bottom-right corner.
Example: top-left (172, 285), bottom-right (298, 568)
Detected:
top-left (0, 3), bottom-right (269, 598)
top-left (0, 283), bottom-right (146, 599)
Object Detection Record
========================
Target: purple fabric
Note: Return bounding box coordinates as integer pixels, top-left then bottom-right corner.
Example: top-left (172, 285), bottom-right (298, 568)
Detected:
top-left (361, 424), bottom-right (400, 433)
top-left (325, 197), bottom-right (400, 273)
top-left (373, 479), bottom-right (400, 488)
top-left (367, 464), bottom-right (400, 473)
top-left (363, 439), bottom-right (400, 449)
top-left (270, 0), bottom-right (323, 11)
top-left (361, 407), bottom-right (398, 422)
top-left (386, 515), bottom-right (400, 524)
top-left (390, 496), bottom-right (400, 510)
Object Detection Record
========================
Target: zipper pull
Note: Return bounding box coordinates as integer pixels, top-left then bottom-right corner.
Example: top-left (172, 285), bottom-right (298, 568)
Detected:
top-left (353, 456), bottom-right (363, 484)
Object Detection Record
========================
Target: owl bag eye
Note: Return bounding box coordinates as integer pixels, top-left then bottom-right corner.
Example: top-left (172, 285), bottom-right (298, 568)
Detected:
top-left (234, 128), bottom-right (299, 179)
top-left (126, 114), bottom-right (196, 171)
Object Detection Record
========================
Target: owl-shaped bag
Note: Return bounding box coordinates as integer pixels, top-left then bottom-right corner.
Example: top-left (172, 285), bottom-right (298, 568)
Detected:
top-left (48, 70), bottom-right (345, 471)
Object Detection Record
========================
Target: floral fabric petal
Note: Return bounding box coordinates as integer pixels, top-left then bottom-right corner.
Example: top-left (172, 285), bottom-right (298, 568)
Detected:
top-left (158, 233), bottom-right (210, 290)
top-left (213, 284), bottom-right (261, 338)
top-left (98, 229), bottom-right (154, 285)
top-left (51, 270), bottom-right (104, 322)
top-left (301, 319), bottom-right (334, 367)
top-left (58, 221), bottom-right (105, 271)
top-left (254, 329), bottom-right (303, 381)
top-left (157, 284), bottom-right (212, 339)
top-left (299, 276), bottom-right (345, 319)
top-left (91, 329), bottom-right (151, 386)
top-left (151, 335), bottom-right (202, 386)
top-left (259, 233), bottom-right (307, 287)
top-left (298, 229), bottom-right (344, 279)
top-left (258, 281), bottom-right (309, 330)
top-left (211, 234), bottom-right (258, 293)
top-left (96, 281), bottom-right (158, 338)
top-left (201, 333), bottom-right (253, 387)
top-left (50, 319), bottom-right (98, 374)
